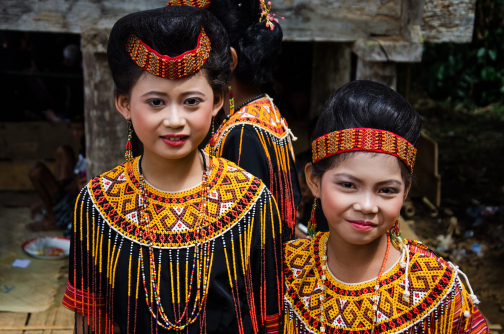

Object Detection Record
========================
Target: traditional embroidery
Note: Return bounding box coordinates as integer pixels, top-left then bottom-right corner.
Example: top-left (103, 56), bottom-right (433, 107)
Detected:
top-left (126, 28), bottom-right (211, 80)
top-left (63, 156), bottom-right (284, 333)
top-left (166, 0), bottom-right (211, 8)
top-left (89, 156), bottom-right (262, 248)
top-left (311, 128), bottom-right (417, 174)
top-left (207, 95), bottom-right (298, 234)
top-left (283, 233), bottom-right (484, 334)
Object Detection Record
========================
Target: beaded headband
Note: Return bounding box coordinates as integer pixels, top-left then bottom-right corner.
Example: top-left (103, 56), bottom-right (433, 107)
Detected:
top-left (166, 0), bottom-right (211, 8)
top-left (126, 28), bottom-right (211, 80)
top-left (311, 128), bottom-right (417, 173)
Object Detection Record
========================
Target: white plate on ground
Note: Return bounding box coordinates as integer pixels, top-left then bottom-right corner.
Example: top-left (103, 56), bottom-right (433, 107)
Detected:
top-left (22, 236), bottom-right (70, 260)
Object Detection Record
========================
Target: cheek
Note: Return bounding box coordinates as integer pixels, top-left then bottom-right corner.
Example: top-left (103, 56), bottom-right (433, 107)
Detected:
top-left (319, 185), bottom-right (352, 220)
top-left (380, 197), bottom-right (403, 227)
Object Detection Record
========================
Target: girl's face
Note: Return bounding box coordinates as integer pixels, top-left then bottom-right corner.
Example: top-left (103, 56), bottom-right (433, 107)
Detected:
top-left (116, 71), bottom-right (223, 160)
top-left (306, 152), bottom-right (409, 245)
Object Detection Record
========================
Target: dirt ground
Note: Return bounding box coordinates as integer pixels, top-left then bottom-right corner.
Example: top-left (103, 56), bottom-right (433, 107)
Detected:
top-left (410, 100), bottom-right (504, 325)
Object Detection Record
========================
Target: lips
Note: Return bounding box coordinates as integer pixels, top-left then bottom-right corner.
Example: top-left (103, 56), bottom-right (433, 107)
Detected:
top-left (160, 134), bottom-right (189, 147)
top-left (347, 220), bottom-right (377, 231)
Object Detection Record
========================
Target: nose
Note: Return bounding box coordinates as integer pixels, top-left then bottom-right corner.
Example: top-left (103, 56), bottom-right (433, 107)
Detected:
top-left (352, 192), bottom-right (379, 214)
top-left (162, 106), bottom-right (186, 128)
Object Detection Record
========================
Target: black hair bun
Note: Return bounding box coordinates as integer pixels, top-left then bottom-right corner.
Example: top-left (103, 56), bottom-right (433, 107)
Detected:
top-left (234, 20), bottom-right (283, 85)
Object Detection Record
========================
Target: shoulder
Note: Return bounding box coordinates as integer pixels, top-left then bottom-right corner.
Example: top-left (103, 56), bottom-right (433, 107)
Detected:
top-left (284, 234), bottom-right (321, 281)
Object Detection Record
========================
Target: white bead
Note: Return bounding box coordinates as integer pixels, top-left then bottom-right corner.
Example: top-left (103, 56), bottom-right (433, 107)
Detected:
top-left (322, 265), bottom-right (327, 270)
top-left (320, 295), bottom-right (325, 301)
top-left (374, 285), bottom-right (380, 290)
top-left (373, 304), bottom-right (377, 310)
top-left (400, 261), bottom-right (407, 268)
top-left (321, 275), bottom-right (326, 280)
top-left (464, 310), bottom-right (470, 318)
top-left (403, 290), bottom-right (410, 301)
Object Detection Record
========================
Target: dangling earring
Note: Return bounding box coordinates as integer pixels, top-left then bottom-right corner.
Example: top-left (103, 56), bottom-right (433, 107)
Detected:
top-left (211, 116), bottom-right (215, 136)
top-left (389, 218), bottom-right (403, 249)
top-left (307, 198), bottom-right (318, 238)
top-left (125, 120), bottom-right (134, 163)
top-left (228, 85), bottom-right (235, 115)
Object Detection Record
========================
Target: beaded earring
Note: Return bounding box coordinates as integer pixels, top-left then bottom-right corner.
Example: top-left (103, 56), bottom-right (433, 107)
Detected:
top-left (125, 120), bottom-right (134, 163)
top-left (307, 198), bottom-right (318, 238)
top-left (389, 219), bottom-right (403, 249)
top-left (228, 85), bottom-right (235, 115)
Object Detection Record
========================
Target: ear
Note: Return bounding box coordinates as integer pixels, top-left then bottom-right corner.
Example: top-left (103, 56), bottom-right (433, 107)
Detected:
top-left (115, 94), bottom-right (131, 120)
top-left (305, 163), bottom-right (321, 198)
top-left (212, 91), bottom-right (225, 117)
top-left (230, 47), bottom-right (238, 72)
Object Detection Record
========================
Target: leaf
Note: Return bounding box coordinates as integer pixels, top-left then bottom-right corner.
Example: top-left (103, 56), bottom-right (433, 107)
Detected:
top-left (501, 86), bottom-right (504, 93)
top-left (477, 47), bottom-right (486, 58)
top-left (488, 49), bottom-right (497, 61)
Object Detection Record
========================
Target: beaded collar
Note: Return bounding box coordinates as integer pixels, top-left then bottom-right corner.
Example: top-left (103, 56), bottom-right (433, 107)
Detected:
top-left (284, 233), bottom-right (457, 334)
top-left (88, 156), bottom-right (264, 248)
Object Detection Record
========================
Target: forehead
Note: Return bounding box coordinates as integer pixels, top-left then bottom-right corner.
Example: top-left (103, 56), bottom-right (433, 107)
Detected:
top-left (132, 71), bottom-right (211, 95)
top-left (328, 152), bottom-right (403, 180)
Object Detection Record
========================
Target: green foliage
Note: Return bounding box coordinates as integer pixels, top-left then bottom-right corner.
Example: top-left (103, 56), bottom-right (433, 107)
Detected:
top-left (419, 0), bottom-right (504, 106)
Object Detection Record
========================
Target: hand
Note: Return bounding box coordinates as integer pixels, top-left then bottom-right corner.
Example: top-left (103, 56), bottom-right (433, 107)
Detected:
top-left (30, 201), bottom-right (44, 219)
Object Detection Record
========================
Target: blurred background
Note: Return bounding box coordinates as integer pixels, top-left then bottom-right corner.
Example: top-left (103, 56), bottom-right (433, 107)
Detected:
top-left (0, 0), bottom-right (503, 331)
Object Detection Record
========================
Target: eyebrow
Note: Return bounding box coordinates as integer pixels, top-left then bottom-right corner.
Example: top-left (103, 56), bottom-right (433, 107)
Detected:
top-left (333, 173), bottom-right (402, 186)
top-left (141, 91), bottom-right (168, 98)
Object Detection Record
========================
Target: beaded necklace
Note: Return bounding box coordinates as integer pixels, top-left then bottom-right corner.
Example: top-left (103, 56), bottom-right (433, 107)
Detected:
top-left (136, 150), bottom-right (214, 331)
top-left (235, 93), bottom-right (266, 112)
top-left (318, 233), bottom-right (391, 333)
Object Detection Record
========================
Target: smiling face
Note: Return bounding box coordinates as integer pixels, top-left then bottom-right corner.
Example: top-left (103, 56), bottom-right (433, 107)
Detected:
top-left (115, 70), bottom-right (223, 160)
top-left (306, 152), bottom-right (409, 245)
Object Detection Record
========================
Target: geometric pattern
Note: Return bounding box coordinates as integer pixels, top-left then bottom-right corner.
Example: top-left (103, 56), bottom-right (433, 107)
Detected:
top-left (284, 233), bottom-right (459, 334)
top-left (209, 96), bottom-right (292, 153)
top-left (311, 128), bottom-right (417, 174)
top-left (88, 156), bottom-right (264, 248)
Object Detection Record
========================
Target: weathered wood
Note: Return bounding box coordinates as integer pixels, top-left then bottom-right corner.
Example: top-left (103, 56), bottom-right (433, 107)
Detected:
top-left (414, 132), bottom-right (441, 207)
top-left (352, 36), bottom-right (423, 62)
top-left (0, 312), bottom-right (28, 334)
top-left (82, 30), bottom-right (127, 180)
top-left (0, 122), bottom-right (79, 160)
top-left (310, 43), bottom-right (351, 118)
top-left (356, 58), bottom-right (397, 90)
top-left (402, 0), bottom-right (426, 43)
top-left (421, 0), bottom-right (476, 43)
top-left (0, 0), bottom-right (474, 43)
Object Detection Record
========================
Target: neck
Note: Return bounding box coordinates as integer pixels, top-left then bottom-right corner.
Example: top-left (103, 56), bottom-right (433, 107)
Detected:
top-left (325, 230), bottom-right (401, 284)
top-left (140, 148), bottom-right (205, 193)
top-left (223, 74), bottom-right (262, 115)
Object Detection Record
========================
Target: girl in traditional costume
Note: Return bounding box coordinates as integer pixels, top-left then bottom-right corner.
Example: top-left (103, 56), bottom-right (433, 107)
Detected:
top-left (62, 6), bottom-right (283, 333)
top-left (283, 81), bottom-right (488, 334)
top-left (167, 0), bottom-right (301, 239)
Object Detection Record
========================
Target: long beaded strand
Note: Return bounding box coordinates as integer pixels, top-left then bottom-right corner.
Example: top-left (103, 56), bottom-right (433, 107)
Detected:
top-left (318, 233), bottom-right (391, 333)
top-left (136, 152), bottom-right (214, 331)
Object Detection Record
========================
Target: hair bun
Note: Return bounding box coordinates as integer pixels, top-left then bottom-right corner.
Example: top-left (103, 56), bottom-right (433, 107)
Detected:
top-left (234, 20), bottom-right (283, 85)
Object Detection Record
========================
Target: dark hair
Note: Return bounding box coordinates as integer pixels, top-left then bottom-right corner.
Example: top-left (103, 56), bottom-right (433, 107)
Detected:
top-left (108, 6), bottom-right (231, 98)
top-left (312, 80), bottom-right (423, 188)
top-left (206, 0), bottom-right (283, 85)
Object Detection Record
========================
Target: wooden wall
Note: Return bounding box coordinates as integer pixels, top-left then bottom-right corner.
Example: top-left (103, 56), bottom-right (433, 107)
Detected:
top-left (0, 0), bottom-right (476, 43)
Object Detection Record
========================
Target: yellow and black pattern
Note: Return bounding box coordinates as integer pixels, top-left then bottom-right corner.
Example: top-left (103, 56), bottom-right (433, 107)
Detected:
top-left (283, 233), bottom-right (465, 334)
top-left (89, 156), bottom-right (264, 248)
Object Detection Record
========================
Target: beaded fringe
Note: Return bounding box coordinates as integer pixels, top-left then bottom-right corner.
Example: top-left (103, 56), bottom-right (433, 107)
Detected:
top-left (69, 182), bottom-right (283, 333)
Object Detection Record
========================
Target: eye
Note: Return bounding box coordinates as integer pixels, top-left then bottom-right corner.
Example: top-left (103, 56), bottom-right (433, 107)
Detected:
top-left (379, 187), bottom-right (398, 194)
top-left (339, 182), bottom-right (355, 189)
top-left (184, 98), bottom-right (201, 106)
top-left (148, 99), bottom-right (164, 107)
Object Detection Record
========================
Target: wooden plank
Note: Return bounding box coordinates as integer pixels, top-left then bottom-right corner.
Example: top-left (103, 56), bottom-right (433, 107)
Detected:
top-left (0, 0), bottom-right (475, 43)
top-left (0, 325), bottom-right (74, 330)
top-left (421, 0), bottom-right (476, 43)
top-left (0, 122), bottom-right (79, 161)
top-left (82, 48), bottom-right (127, 179)
top-left (0, 312), bottom-right (29, 334)
top-left (0, 161), bottom-right (55, 191)
top-left (352, 36), bottom-right (423, 62)
top-left (414, 132), bottom-right (441, 207)
top-left (356, 58), bottom-right (397, 90)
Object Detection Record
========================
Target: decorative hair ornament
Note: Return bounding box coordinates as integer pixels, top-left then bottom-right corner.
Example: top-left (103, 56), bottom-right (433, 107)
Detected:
top-left (166, 0), bottom-right (210, 8)
top-left (312, 128), bottom-right (417, 174)
top-left (259, 0), bottom-right (284, 31)
top-left (126, 28), bottom-right (211, 80)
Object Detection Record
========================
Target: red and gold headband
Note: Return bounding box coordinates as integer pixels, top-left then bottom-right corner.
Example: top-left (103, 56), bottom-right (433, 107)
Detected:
top-left (311, 128), bottom-right (417, 173)
top-left (126, 28), bottom-right (211, 80)
top-left (166, 0), bottom-right (210, 8)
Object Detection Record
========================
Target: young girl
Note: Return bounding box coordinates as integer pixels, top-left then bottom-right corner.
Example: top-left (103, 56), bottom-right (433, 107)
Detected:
top-left (168, 0), bottom-right (301, 239)
top-left (62, 6), bottom-right (283, 333)
top-left (283, 81), bottom-right (488, 334)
